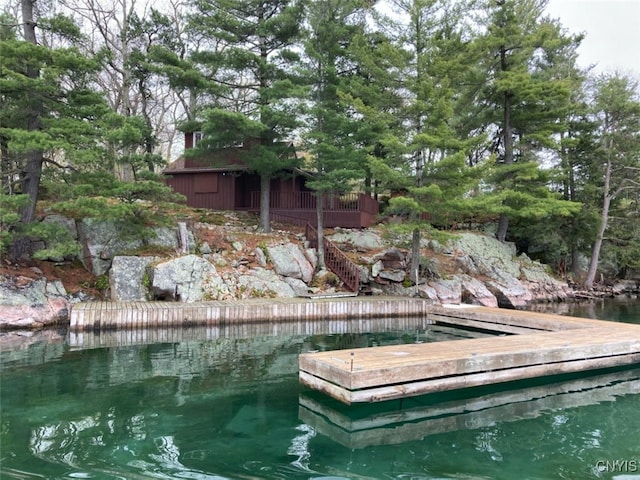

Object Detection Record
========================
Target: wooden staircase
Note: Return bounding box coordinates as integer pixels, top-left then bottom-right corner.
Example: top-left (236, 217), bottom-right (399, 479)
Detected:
top-left (305, 224), bottom-right (360, 293)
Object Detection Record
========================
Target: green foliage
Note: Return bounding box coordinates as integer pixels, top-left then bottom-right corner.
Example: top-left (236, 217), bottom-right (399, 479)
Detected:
top-left (28, 221), bottom-right (80, 261)
top-left (0, 0), bottom-right (637, 280)
top-left (0, 194), bottom-right (80, 260)
top-left (42, 174), bottom-right (186, 248)
top-left (142, 270), bottom-right (152, 291)
top-left (382, 222), bottom-right (455, 248)
top-left (39, 13), bottom-right (84, 41)
top-left (94, 275), bottom-right (110, 291)
top-left (0, 194), bottom-right (29, 255)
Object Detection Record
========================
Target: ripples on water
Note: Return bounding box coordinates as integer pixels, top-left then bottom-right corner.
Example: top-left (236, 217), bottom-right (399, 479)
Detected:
top-left (1, 300), bottom-right (639, 480)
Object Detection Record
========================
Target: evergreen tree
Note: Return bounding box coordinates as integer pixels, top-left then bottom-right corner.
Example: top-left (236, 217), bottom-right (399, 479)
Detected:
top-left (370, 0), bottom-right (486, 282)
top-left (0, 2), bottom-right (106, 257)
top-left (475, 0), bottom-right (582, 242)
top-left (0, 4), bottom-right (182, 260)
top-left (188, 0), bottom-right (305, 232)
top-left (584, 74), bottom-right (640, 287)
top-left (301, 0), bottom-right (374, 269)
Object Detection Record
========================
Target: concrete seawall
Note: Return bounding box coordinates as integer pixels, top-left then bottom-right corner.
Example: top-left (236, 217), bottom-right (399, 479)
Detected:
top-left (69, 296), bottom-right (433, 332)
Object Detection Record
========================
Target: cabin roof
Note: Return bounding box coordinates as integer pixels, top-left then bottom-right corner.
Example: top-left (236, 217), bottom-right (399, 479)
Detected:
top-left (163, 156), bottom-right (250, 174)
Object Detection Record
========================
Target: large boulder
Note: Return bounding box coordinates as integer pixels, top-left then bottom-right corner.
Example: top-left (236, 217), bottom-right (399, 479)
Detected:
top-left (521, 262), bottom-right (571, 302)
top-left (150, 226), bottom-right (196, 254)
top-left (148, 255), bottom-right (229, 302)
top-left (328, 229), bottom-right (384, 251)
top-left (429, 278), bottom-right (462, 304)
top-left (77, 219), bottom-right (143, 276)
top-left (416, 283), bottom-right (439, 302)
top-left (459, 274), bottom-right (498, 307)
top-left (378, 269), bottom-right (406, 283)
top-left (109, 256), bottom-right (159, 301)
top-left (267, 243), bottom-right (314, 283)
top-left (486, 279), bottom-right (533, 309)
top-left (285, 277), bottom-right (309, 296)
top-left (453, 232), bottom-right (569, 304)
top-left (0, 275), bottom-right (69, 329)
top-left (378, 248), bottom-right (407, 270)
top-left (454, 233), bottom-right (520, 279)
top-left (236, 268), bottom-right (296, 298)
top-left (77, 220), bottom-right (196, 276)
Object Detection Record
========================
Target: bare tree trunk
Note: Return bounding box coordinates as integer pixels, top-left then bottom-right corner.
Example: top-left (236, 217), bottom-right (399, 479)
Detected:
top-left (316, 193), bottom-right (325, 270)
top-left (570, 242), bottom-right (582, 279)
top-left (496, 48), bottom-right (514, 243)
top-left (584, 148), bottom-right (613, 288)
top-left (19, 0), bottom-right (42, 224)
top-left (260, 174), bottom-right (271, 233)
top-left (409, 150), bottom-right (425, 284)
top-left (410, 227), bottom-right (420, 284)
top-left (10, 0), bottom-right (43, 259)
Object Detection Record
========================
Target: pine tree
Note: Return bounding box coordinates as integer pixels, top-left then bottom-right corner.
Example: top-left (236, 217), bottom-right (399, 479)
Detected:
top-left (370, 0), bottom-right (487, 282)
top-left (301, 0), bottom-right (374, 269)
top-left (0, 5), bottom-right (182, 260)
top-left (0, 2), bottom-right (108, 257)
top-left (188, 0), bottom-right (305, 232)
top-left (475, 0), bottom-right (582, 242)
top-left (584, 74), bottom-right (640, 288)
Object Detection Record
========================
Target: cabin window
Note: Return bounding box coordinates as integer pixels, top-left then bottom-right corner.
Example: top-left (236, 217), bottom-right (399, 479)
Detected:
top-left (185, 131), bottom-right (205, 150)
top-left (194, 173), bottom-right (218, 193)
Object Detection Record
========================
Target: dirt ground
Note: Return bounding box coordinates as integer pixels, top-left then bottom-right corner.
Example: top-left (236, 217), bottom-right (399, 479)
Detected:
top-left (1, 258), bottom-right (99, 296)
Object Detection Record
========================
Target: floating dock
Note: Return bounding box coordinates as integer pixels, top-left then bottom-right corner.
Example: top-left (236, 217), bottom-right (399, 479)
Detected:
top-left (299, 305), bottom-right (640, 404)
top-left (299, 367), bottom-right (640, 448)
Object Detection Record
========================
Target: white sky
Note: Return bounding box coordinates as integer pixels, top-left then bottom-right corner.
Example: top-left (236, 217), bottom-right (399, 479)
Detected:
top-left (545, 0), bottom-right (640, 77)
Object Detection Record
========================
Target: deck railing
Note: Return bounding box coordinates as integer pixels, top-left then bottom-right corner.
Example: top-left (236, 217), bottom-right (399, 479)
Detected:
top-left (250, 191), bottom-right (378, 214)
top-left (305, 223), bottom-right (360, 293)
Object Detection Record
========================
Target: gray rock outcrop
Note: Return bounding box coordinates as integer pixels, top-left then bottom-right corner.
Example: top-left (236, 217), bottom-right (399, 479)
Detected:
top-left (267, 243), bottom-right (314, 283)
top-left (328, 229), bottom-right (384, 250)
top-left (77, 219), bottom-right (143, 275)
top-left (77, 220), bottom-right (196, 276)
top-left (2, 221), bottom-right (583, 329)
top-left (110, 256), bottom-right (159, 301)
top-left (453, 232), bottom-right (563, 308)
top-left (148, 255), bottom-right (229, 302)
top-left (236, 268), bottom-right (296, 298)
top-left (0, 275), bottom-right (69, 329)
top-left (459, 274), bottom-right (498, 307)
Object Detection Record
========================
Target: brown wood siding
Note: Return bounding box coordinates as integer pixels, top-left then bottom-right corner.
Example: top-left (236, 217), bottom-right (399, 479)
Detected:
top-left (194, 173), bottom-right (218, 193)
top-left (269, 210), bottom-right (374, 229)
top-left (166, 172), bottom-right (236, 210)
top-left (184, 132), bottom-right (194, 150)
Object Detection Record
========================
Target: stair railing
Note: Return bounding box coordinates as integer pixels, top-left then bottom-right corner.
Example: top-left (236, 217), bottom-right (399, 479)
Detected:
top-left (305, 224), bottom-right (360, 293)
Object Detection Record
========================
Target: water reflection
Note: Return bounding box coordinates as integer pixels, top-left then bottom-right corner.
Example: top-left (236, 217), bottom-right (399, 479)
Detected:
top-left (2, 311), bottom-right (639, 480)
top-left (529, 297), bottom-right (640, 324)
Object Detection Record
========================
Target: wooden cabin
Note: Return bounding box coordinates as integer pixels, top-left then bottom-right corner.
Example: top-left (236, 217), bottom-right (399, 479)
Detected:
top-left (163, 132), bottom-right (379, 228)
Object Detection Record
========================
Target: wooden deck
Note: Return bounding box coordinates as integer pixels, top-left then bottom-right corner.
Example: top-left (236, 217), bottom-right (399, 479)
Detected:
top-left (299, 305), bottom-right (640, 404)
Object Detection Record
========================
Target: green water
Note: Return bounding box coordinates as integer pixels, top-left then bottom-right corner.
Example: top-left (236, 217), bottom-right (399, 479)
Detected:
top-left (1, 301), bottom-right (639, 480)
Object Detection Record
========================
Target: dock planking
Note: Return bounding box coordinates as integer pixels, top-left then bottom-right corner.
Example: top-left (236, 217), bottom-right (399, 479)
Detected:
top-left (299, 305), bottom-right (640, 404)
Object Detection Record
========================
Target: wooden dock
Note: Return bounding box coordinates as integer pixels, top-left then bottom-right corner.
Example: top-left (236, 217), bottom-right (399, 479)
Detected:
top-left (299, 305), bottom-right (640, 404)
top-left (299, 367), bottom-right (640, 448)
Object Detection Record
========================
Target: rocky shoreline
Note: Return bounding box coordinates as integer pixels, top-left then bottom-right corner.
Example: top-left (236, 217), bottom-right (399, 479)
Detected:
top-left (1, 216), bottom-right (638, 331)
